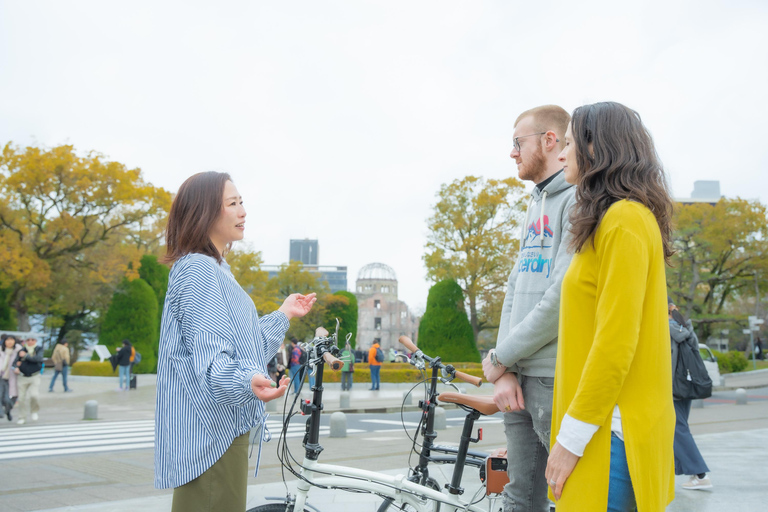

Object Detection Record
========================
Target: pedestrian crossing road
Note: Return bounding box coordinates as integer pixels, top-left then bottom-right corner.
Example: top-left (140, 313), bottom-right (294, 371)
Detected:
top-left (0, 413), bottom-right (502, 461)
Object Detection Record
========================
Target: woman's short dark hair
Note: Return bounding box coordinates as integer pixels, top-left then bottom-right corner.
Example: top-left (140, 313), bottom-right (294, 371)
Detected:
top-left (568, 102), bottom-right (675, 263)
top-left (163, 171), bottom-right (232, 264)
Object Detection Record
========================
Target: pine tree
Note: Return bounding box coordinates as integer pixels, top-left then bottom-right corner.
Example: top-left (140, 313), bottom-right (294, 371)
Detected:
top-left (417, 280), bottom-right (480, 362)
top-left (100, 278), bottom-right (159, 373)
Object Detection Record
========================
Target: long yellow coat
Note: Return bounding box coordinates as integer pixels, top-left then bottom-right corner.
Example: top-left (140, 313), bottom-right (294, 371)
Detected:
top-left (550, 200), bottom-right (675, 510)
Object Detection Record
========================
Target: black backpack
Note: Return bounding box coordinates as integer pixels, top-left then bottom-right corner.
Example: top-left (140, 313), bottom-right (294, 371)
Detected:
top-left (673, 342), bottom-right (712, 400)
top-left (298, 347), bottom-right (308, 365)
top-left (375, 347), bottom-right (384, 363)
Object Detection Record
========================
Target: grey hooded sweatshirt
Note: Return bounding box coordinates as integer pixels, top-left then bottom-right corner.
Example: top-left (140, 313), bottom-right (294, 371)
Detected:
top-left (495, 170), bottom-right (576, 377)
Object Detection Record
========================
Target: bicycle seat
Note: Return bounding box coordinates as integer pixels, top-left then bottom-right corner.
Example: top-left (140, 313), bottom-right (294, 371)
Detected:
top-left (438, 393), bottom-right (500, 416)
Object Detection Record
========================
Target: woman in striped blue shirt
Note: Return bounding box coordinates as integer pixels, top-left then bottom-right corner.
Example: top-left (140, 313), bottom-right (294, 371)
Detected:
top-left (154, 171), bottom-right (317, 511)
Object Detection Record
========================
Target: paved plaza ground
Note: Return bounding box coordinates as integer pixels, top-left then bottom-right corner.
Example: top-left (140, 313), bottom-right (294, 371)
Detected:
top-left (0, 374), bottom-right (766, 511)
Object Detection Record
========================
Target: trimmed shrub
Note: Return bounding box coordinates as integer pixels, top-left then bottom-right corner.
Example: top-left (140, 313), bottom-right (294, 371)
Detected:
top-left (713, 350), bottom-right (751, 374)
top-left (71, 361), bottom-right (114, 376)
top-left (318, 363), bottom-right (484, 384)
top-left (417, 280), bottom-right (480, 362)
top-left (727, 350), bottom-right (749, 373)
top-left (100, 278), bottom-right (158, 373)
top-left (138, 254), bottom-right (169, 328)
top-left (0, 287), bottom-right (17, 330)
top-left (324, 291), bottom-right (358, 349)
top-left (712, 350), bottom-right (732, 373)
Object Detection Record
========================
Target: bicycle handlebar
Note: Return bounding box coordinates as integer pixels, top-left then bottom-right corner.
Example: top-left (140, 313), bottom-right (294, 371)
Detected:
top-left (398, 335), bottom-right (419, 353)
top-left (453, 370), bottom-right (482, 388)
top-left (398, 336), bottom-right (482, 387)
top-left (323, 351), bottom-right (343, 371)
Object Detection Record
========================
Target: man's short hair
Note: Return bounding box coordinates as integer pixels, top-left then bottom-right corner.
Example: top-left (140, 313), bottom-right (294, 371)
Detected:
top-left (514, 105), bottom-right (570, 148)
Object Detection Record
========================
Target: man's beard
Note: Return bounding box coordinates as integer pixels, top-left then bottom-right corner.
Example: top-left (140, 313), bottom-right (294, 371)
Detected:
top-left (518, 143), bottom-right (547, 183)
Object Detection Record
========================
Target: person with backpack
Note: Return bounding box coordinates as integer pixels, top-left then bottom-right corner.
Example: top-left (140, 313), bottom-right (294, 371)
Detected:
top-left (669, 299), bottom-right (713, 490)
top-left (367, 341), bottom-right (383, 391)
top-left (289, 337), bottom-right (305, 394)
top-left (48, 340), bottom-right (72, 393)
top-left (341, 341), bottom-right (355, 391)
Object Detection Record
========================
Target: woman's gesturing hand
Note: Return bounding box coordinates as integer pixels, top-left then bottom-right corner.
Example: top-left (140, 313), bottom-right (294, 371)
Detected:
top-left (251, 374), bottom-right (289, 402)
top-left (545, 441), bottom-right (580, 501)
top-left (278, 293), bottom-right (317, 320)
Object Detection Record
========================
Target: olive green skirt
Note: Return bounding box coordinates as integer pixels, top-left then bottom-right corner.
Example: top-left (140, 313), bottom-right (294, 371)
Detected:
top-left (172, 433), bottom-right (250, 512)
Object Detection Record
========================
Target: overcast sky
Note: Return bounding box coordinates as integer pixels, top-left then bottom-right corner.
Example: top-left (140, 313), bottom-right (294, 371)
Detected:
top-left (1, 0), bottom-right (766, 313)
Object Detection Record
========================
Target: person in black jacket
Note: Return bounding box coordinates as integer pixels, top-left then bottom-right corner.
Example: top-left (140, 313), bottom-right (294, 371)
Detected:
top-left (116, 340), bottom-right (132, 391)
top-left (15, 337), bottom-right (44, 425)
top-left (669, 300), bottom-right (712, 490)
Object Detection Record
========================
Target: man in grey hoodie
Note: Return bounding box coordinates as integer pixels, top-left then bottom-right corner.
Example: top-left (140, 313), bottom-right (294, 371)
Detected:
top-left (482, 105), bottom-right (574, 512)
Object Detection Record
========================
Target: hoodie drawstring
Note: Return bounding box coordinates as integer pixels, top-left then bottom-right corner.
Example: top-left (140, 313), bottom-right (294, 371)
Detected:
top-left (539, 190), bottom-right (548, 248)
top-left (522, 195), bottom-right (534, 247)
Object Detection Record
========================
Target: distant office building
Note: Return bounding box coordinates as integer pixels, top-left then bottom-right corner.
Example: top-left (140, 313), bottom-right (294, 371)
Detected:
top-left (264, 239), bottom-right (347, 293)
top-left (355, 262), bottom-right (419, 352)
top-left (290, 239), bottom-right (318, 265)
top-left (676, 181), bottom-right (721, 205)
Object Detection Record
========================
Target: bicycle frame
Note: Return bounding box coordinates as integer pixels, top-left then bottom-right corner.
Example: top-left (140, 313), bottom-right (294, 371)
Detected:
top-left (271, 334), bottom-right (499, 512)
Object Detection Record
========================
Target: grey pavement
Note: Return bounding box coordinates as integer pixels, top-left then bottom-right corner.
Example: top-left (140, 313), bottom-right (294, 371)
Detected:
top-left (0, 375), bottom-right (767, 511)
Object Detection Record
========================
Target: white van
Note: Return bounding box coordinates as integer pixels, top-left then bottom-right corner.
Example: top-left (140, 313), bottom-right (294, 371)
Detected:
top-left (698, 344), bottom-right (721, 387)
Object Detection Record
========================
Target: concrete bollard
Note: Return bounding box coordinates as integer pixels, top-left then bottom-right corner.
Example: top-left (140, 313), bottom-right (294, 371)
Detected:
top-left (402, 390), bottom-right (415, 406)
top-left (340, 391), bottom-right (351, 409)
top-left (330, 411), bottom-right (347, 438)
top-left (735, 388), bottom-right (748, 405)
top-left (265, 398), bottom-right (278, 412)
top-left (83, 400), bottom-right (98, 420)
top-left (692, 399), bottom-right (704, 409)
top-left (434, 407), bottom-right (446, 430)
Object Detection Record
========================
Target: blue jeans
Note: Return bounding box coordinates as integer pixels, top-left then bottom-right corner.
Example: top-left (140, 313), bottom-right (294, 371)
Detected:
top-left (370, 365), bottom-right (380, 389)
top-left (341, 372), bottom-right (354, 391)
top-left (501, 374), bottom-right (553, 512)
top-left (48, 366), bottom-right (69, 391)
top-left (118, 365), bottom-right (130, 389)
top-left (288, 364), bottom-right (301, 393)
top-left (608, 434), bottom-right (637, 512)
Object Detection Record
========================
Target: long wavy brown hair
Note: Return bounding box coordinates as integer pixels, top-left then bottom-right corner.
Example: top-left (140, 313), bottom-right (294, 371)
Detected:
top-left (163, 171), bottom-right (232, 265)
top-left (568, 102), bottom-right (674, 263)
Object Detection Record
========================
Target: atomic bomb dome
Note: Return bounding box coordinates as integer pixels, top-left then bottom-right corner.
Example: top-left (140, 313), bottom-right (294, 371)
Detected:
top-left (357, 262), bottom-right (397, 282)
top-left (355, 262), bottom-right (419, 352)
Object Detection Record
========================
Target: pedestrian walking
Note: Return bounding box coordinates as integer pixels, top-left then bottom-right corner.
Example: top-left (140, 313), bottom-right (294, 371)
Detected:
top-left (116, 340), bottom-right (132, 391)
top-left (154, 171), bottom-right (317, 511)
top-left (545, 102), bottom-right (676, 511)
top-left (481, 104), bottom-right (573, 512)
top-left (289, 337), bottom-right (304, 394)
top-left (368, 341), bottom-right (382, 390)
top-left (15, 337), bottom-right (44, 425)
top-left (48, 340), bottom-right (72, 392)
top-left (669, 300), bottom-right (713, 490)
top-left (341, 341), bottom-right (355, 391)
top-left (1, 335), bottom-right (22, 421)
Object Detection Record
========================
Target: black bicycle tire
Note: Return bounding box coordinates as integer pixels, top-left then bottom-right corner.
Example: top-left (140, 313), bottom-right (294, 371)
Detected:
top-left (375, 476), bottom-right (442, 512)
top-left (247, 503), bottom-right (312, 512)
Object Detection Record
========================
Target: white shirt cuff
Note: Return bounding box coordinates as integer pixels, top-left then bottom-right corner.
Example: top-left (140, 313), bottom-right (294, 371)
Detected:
top-left (556, 413), bottom-right (600, 457)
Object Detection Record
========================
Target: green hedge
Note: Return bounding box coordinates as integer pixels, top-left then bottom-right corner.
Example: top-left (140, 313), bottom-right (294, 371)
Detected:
top-left (71, 361), bottom-right (115, 376)
top-left (317, 363), bottom-right (484, 384)
top-left (417, 280), bottom-right (481, 363)
top-left (712, 350), bottom-right (749, 374)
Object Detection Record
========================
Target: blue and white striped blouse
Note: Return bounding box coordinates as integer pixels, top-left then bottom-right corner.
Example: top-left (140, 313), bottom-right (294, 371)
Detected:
top-left (154, 253), bottom-right (289, 489)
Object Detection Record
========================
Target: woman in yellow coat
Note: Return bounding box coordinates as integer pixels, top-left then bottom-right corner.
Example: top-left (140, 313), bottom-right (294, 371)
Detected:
top-left (545, 102), bottom-right (676, 511)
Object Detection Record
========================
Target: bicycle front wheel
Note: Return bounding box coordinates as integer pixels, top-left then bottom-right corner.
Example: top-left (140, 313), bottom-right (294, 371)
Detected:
top-left (376, 476), bottom-right (442, 512)
top-left (247, 503), bottom-right (312, 512)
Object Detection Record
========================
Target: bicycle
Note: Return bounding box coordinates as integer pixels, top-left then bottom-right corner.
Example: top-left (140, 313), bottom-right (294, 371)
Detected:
top-left (248, 330), bottom-right (505, 512)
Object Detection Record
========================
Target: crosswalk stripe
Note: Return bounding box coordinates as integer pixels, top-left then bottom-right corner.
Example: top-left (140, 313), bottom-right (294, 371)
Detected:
top-left (360, 419), bottom-right (421, 427)
top-left (0, 420), bottom-right (155, 436)
top-left (0, 427), bottom-right (155, 445)
top-left (0, 442), bottom-right (157, 461)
